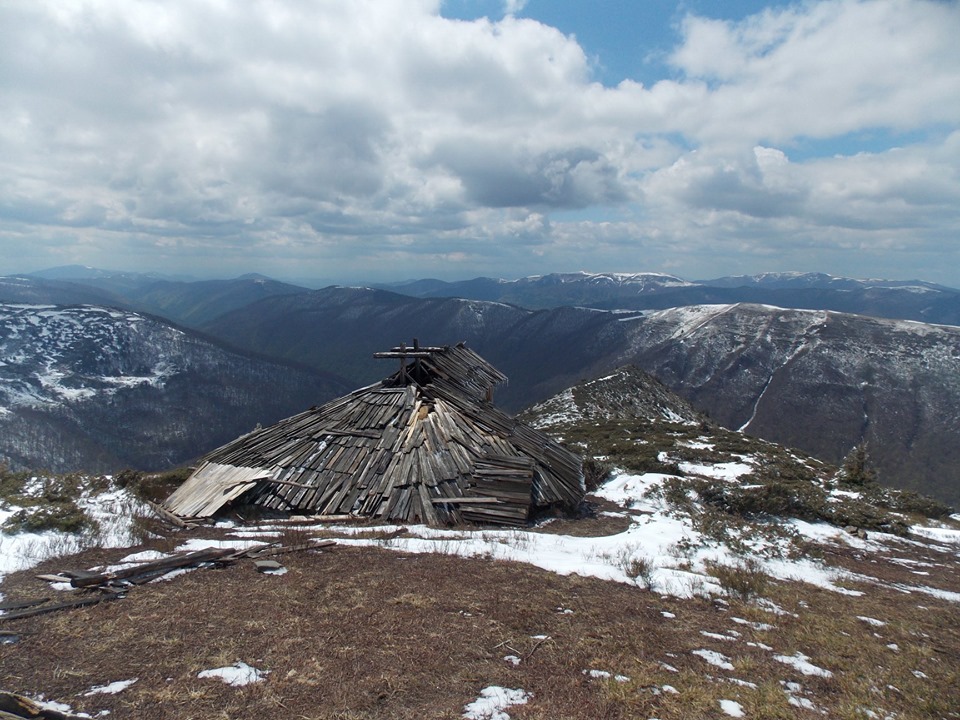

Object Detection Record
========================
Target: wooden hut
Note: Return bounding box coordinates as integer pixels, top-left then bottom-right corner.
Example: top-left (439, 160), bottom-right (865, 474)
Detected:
top-left (163, 342), bottom-right (584, 526)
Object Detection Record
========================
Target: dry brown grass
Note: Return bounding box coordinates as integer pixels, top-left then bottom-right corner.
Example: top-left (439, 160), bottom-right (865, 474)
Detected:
top-left (1, 530), bottom-right (959, 719)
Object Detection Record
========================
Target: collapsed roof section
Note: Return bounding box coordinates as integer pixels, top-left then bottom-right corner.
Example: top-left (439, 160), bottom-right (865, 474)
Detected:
top-left (163, 342), bottom-right (584, 526)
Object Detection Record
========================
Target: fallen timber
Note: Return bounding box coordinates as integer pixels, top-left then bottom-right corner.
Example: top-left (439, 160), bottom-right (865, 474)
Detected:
top-left (69, 547), bottom-right (237, 588)
top-left (68, 540), bottom-right (337, 589)
top-left (0, 690), bottom-right (96, 720)
top-left (0, 541), bottom-right (336, 624)
top-left (0, 593), bottom-right (125, 623)
top-left (0, 598), bottom-right (50, 612)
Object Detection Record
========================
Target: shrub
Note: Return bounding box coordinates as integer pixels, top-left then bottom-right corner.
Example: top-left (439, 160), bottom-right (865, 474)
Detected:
top-left (623, 554), bottom-right (655, 589)
top-left (838, 443), bottom-right (877, 487)
top-left (127, 467), bottom-right (193, 503)
top-left (707, 558), bottom-right (770, 602)
top-left (699, 478), bottom-right (829, 523)
top-left (2, 501), bottom-right (96, 535)
top-left (115, 468), bottom-right (144, 488)
top-left (878, 490), bottom-right (953, 520)
top-left (0, 464), bottom-right (31, 501)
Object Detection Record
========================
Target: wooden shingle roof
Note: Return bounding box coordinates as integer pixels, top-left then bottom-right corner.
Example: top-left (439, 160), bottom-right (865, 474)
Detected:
top-left (164, 343), bottom-right (583, 526)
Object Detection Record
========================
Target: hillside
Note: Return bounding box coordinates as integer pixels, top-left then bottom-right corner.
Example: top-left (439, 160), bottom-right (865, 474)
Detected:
top-left (617, 305), bottom-right (960, 506)
top-left (1, 370), bottom-right (957, 719)
top-left (0, 276), bottom-right (128, 308)
top-left (0, 304), bottom-right (351, 473)
top-left (200, 286), bottom-right (533, 385)
top-left (116, 277), bottom-right (310, 327)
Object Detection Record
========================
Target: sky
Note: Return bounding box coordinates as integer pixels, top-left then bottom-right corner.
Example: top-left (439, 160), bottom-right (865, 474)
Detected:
top-left (1, 0), bottom-right (959, 287)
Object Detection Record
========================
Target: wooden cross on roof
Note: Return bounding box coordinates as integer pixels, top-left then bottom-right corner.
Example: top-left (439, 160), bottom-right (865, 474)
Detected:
top-left (372, 338), bottom-right (448, 360)
top-left (373, 338), bottom-right (449, 386)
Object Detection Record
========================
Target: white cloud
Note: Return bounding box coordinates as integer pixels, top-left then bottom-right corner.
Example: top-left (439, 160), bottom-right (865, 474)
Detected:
top-left (0, 0), bottom-right (958, 284)
top-left (502, 0), bottom-right (528, 17)
top-left (669, 0), bottom-right (960, 142)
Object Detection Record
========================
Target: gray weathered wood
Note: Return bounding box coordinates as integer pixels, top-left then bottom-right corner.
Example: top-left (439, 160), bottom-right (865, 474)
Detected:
top-left (163, 343), bottom-right (583, 526)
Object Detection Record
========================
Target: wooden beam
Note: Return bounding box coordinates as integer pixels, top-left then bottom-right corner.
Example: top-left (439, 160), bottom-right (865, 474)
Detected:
top-left (430, 497), bottom-right (503, 504)
top-left (70, 547), bottom-right (236, 588)
top-left (373, 351), bottom-right (435, 359)
top-left (0, 592), bottom-right (125, 623)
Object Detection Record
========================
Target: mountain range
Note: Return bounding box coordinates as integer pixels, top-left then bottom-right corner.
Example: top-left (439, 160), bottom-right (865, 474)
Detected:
top-left (374, 271), bottom-right (960, 326)
top-left (2, 266), bottom-right (959, 507)
top-left (5, 267), bottom-right (960, 327)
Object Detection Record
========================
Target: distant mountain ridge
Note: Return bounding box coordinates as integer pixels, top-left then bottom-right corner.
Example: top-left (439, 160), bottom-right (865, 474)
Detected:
top-left (0, 275), bottom-right (128, 308)
top-left (1, 272), bottom-right (309, 327)
top-left (705, 271), bottom-right (953, 292)
top-left (26, 264), bottom-right (192, 282)
top-left (5, 266), bottom-right (959, 327)
top-left (374, 271), bottom-right (960, 325)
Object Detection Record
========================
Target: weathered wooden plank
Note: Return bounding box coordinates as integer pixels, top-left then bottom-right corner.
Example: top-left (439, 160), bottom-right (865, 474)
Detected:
top-left (0, 597), bottom-right (50, 611)
top-left (430, 496), bottom-right (503, 504)
top-left (1, 690), bottom-right (97, 719)
top-left (0, 592), bottom-right (125, 623)
top-left (163, 462), bottom-right (265, 518)
top-left (71, 547), bottom-right (237, 588)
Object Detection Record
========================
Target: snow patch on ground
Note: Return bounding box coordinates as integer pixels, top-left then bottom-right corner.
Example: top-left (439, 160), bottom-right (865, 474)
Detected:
top-left (584, 669), bottom-right (630, 682)
top-left (329, 469), bottom-right (920, 602)
top-left (774, 652), bottom-right (833, 678)
top-left (176, 538), bottom-right (269, 553)
top-left (197, 662), bottom-right (268, 686)
top-left (84, 678), bottom-right (138, 695)
top-left (692, 649), bottom-right (735, 671)
top-left (677, 460), bottom-right (753, 481)
top-left (719, 699), bottom-right (745, 717)
top-left (462, 686), bottom-right (531, 720)
top-left (32, 697), bottom-right (93, 718)
top-left (910, 524), bottom-right (960, 545)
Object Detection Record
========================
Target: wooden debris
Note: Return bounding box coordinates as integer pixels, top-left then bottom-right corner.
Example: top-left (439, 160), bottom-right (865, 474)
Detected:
top-left (0, 541), bottom-right (337, 624)
top-left (248, 540), bottom-right (336, 558)
top-left (0, 593), bottom-right (125, 623)
top-left (268, 514), bottom-right (360, 524)
top-left (69, 546), bottom-right (261, 588)
top-left (69, 540), bottom-right (332, 587)
top-left (163, 342), bottom-right (584, 526)
top-left (145, 499), bottom-right (189, 528)
top-left (34, 575), bottom-right (71, 584)
top-left (0, 690), bottom-right (86, 719)
top-left (0, 598), bottom-right (50, 612)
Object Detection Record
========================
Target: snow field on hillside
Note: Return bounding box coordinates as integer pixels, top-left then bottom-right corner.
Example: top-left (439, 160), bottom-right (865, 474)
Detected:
top-left (203, 469), bottom-right (960, 605)
top-left (0, 479), bottom-right (150, 602)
